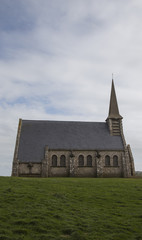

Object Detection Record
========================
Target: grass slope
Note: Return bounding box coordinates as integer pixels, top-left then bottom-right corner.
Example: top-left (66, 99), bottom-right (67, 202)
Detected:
top-left (0, 177), bottom-right (142, 240)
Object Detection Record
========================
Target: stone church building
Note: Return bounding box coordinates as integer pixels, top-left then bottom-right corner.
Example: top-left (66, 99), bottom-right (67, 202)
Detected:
top-left (12, 81), bottom-right (135, 178)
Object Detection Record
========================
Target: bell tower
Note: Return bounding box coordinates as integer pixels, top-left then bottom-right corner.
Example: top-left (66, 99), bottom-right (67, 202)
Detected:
top-left (106, 80), bottom-right (122, 136)
top-left (106, 80), bottom-right (135, 177)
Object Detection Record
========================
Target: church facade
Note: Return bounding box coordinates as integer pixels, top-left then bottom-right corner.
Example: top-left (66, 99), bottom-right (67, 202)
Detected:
top-left (12, 81), bottom-right (135, 178)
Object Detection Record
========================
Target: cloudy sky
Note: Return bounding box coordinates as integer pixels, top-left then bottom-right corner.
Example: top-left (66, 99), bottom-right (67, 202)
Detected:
top-left (0, 0), bottom-right (142, 176)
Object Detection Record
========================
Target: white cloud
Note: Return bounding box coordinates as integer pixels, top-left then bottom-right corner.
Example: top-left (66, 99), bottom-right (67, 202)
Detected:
top-left (0, 0), bottom-right (142, 175)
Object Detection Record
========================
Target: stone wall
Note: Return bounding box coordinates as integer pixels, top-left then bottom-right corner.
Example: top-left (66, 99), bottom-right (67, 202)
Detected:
top-left (12, 119), bottom-right (22, 177)
top-left (44, 149), bottom-right (124, 178)
top-left (12, 149), bottom-right (125, 178)
top-left (98, 151), bottom-right (123, 177)
top-left (18, 162), bottom-right (41, 177)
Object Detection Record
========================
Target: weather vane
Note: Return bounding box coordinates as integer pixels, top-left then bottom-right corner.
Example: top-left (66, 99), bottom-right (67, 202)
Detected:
top-left (112, 72), bottom-right (119, 80)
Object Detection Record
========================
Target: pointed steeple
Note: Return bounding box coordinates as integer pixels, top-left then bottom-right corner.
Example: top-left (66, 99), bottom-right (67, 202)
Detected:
top-left (107, 80), bottom-right (122, 119)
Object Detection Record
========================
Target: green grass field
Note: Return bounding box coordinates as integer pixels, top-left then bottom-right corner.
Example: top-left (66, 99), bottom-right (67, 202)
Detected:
top-left (0, 177), bottom-right (142, 240)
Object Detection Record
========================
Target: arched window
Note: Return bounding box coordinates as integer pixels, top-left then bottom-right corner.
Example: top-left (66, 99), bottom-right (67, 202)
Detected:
top-left (78, 155), bottom-right (84, 166)
top-left (105, 155), bottom-right (110, 166)
top-left (52, 155), bottom-right (57, 167)
top-left (113, 155), bottom-right (118, 166)
top-left (60, 155), bottom-right (66, 167)
top-left (87, 155), bottom-right (92, 166)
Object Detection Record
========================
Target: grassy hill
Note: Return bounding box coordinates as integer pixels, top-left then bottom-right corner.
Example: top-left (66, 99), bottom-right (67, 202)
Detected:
top-left (0, 177), bottom-right (142, 240)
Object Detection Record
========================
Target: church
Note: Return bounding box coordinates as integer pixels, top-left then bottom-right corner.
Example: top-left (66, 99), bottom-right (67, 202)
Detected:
top-left (12, 80), bottom-right (135, 178)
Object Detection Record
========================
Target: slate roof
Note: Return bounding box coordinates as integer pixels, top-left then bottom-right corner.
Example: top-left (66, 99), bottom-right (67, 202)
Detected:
top-left (18, 120), bottom-right (124, 162)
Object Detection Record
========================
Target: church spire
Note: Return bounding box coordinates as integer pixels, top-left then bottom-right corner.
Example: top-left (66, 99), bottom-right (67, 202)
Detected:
top-left (107, 80), bottom-right (122, 119)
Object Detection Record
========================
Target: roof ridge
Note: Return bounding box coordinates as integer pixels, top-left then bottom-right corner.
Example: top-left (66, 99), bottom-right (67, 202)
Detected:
top-left (22, 119), bottom-right (106, 124)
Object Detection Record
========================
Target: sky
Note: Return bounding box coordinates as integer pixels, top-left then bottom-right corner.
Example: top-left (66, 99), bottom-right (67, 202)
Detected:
top-left (0, 0), bottom-right (142, 176)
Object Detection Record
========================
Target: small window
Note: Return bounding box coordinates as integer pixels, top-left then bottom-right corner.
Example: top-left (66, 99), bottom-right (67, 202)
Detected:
top-left (78, 155), bottom-right (84, 166)
top-left (87, 155), bottom-right (92, 166)
top-left (113, 155), bottom-right (118, 166)
top-left (60, 155), bottom-right (66, 167)
top-left (105, 155), bottom-right (110, 166)
top-left (52, 155), bottom-right (57, 167)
